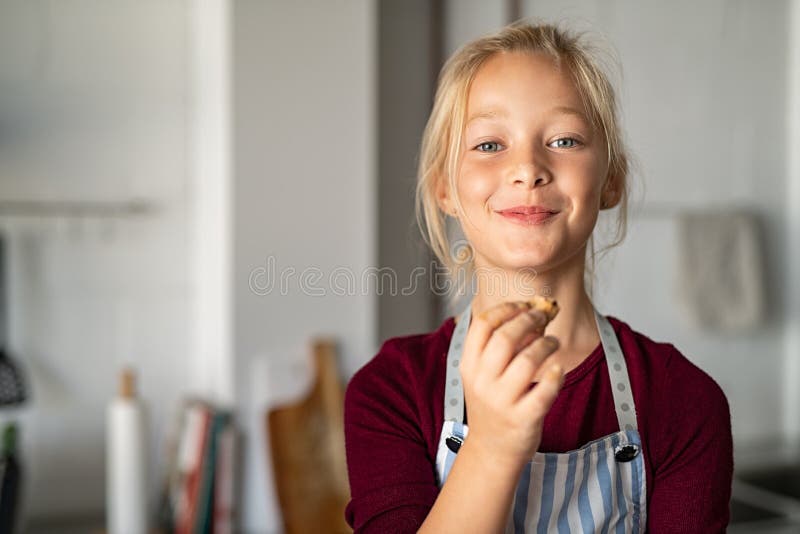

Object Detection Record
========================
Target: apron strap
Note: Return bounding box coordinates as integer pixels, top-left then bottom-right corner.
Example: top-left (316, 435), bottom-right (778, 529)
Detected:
top-left (594, 307), bottom-right (639, 431)
top-left (443, 302), bottom-right (472, 423)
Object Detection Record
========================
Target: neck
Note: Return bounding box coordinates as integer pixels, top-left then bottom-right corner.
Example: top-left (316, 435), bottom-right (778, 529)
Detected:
top-left (466, 247), bottom-right (600, 372)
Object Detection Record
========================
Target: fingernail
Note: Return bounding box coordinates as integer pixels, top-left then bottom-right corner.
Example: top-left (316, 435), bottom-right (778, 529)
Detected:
top-left (540, 335), bottom-right (559, 351)
top-left (527, 310), bottom-right (547, 326)
top-left (548, 364), bottom-right (563, 380)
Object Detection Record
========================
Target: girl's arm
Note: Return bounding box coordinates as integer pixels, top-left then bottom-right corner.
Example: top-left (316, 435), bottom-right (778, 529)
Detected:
top-left (417, 437), bottom-right (524, 533)
top-left (345, 302), bottom-right (563, 533)
top-left (418, 304), bottom-right (563, 532)
top-left (646, 348), bottom-right (734, 532)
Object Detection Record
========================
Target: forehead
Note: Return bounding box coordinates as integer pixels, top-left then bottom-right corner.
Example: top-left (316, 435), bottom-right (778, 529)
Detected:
top-left (466, 51), bottom-right (588, 122)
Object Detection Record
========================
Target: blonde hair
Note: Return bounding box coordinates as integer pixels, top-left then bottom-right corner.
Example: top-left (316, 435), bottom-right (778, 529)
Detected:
top-left (414, 20), bottom-right (631, 305)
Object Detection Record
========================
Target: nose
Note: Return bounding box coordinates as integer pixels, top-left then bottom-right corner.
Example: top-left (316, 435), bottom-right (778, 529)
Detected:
top-left (505, 147), bottom-right (552, 188)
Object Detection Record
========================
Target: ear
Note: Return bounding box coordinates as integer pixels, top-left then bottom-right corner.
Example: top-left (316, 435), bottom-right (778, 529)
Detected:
top-left (600, 172), bottom-right (623, 210)
top-left (435, 175), bottom-right (455, 216)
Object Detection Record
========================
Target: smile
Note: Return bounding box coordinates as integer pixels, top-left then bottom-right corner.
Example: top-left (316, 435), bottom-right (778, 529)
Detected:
top-left (496, 210), bottom-right (559, 226)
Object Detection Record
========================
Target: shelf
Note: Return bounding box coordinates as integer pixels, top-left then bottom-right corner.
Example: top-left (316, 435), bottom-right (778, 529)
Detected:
top-left (0, 199), bottom-right (153, 218)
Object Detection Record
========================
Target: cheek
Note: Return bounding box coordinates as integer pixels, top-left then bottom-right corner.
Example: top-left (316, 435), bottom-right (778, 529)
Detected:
top-left (457, 162), bottom-right (497, 206)
top-left (563, 160), bottom-right (605, 207)
top-left (567, 181), bottom-right (602, 207)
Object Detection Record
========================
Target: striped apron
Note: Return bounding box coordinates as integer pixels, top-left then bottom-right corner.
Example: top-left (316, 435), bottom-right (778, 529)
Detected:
top-left (435, 301), bottom-right (648, 533)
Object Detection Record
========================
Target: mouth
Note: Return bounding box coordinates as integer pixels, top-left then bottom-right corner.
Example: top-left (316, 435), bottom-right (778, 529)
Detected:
top-left (496, 205), bottom-right (559, 225)
top-left (499, 205), bottom-right (557, 215)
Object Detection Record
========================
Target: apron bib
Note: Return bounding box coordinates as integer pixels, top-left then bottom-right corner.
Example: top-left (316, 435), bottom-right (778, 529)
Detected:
top-left (434, 301), bottom-right (648, 533)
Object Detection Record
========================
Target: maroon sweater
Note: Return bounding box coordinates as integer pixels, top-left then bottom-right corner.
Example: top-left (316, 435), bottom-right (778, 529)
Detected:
top-left (344, 315), bottom-right (733, 533)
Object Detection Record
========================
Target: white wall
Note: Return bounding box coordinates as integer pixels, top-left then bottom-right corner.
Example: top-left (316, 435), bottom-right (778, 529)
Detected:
top-left (190, 0), bottom-right (235, 407)
top-left (232, 1), bottom-right (376, 531)
top-left (0, 0), bottom-right (191, 521)
top-left (0, 2), bottom-right (378, 531)
top-left (785, 0), bottom-right (800, 450)
top-left (443, 0), bottom-right (509, 57)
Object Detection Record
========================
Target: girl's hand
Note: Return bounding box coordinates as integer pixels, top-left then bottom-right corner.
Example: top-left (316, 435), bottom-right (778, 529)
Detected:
top-left (459, 301), bottom-right (564, 471)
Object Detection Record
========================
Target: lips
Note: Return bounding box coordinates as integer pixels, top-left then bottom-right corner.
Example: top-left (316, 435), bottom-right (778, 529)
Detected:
top-left (498, 205), bottom-right (557, 215)
top-left (496, 205), bottom-right (559, 225)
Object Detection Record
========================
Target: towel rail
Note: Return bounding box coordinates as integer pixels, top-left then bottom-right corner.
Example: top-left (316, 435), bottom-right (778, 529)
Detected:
top-left (628, 203), bottom-right (757, 218)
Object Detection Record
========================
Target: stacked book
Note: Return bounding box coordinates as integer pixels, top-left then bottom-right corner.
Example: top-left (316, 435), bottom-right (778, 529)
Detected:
top-left (159, 399), bottom-right (237, 534)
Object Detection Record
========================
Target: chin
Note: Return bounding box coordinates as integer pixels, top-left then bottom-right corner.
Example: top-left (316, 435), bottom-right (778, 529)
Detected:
top-left (500, 254), bottom-right (552, 273)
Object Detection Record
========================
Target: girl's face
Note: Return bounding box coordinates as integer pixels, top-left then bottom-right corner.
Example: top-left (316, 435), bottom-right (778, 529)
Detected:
top-left (442, 51), bottom-right (611, 275)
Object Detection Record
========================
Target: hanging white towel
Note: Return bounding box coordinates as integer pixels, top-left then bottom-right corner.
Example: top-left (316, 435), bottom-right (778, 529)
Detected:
top-left (675, 209), bottom-right (766, 333)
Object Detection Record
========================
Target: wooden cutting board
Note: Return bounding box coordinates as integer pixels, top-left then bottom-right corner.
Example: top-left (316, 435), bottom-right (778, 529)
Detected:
top-left (267, 338), bottom-right (351, 534)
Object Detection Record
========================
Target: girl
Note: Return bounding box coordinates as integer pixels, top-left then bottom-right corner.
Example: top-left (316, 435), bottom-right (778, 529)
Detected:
top-left (344, 21), bottom-right (733, 533)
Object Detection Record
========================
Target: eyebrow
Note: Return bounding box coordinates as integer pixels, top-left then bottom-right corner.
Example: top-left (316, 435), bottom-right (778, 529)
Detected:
top-left (466, 106), bottom-right (590, 124)
top-left (550, 106), bottom-right (590, 122)
top-left (466, 109), bottom-right (509, 123)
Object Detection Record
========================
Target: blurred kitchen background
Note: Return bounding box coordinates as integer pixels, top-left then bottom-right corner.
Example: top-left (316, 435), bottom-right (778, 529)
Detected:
top-left (0, 0), bottom-right (798, 532)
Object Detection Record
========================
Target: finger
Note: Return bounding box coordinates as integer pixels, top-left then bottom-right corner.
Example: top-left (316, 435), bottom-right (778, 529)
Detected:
top-left (480, 309), bottom-right (549, 378)
top-left (499, 335), bottom-right (559, 400)
top-left (518, 362), bottom-right (565, 419)
top-left (460, 301), bottom-right (528, 372)
top-left (523, 296), bottom-right (560, 323)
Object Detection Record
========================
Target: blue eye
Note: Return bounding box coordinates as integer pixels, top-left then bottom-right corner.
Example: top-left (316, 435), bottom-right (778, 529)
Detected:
top-left (475, 141), bottom-right (502, 152)
top-left (550, 137), bottom-right (580, 149)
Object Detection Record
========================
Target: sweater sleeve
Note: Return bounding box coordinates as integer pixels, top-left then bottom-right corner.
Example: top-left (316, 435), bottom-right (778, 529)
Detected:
top-left (646, 347), bottom-right (734, 533)
top-left (343, 342), bottom-right (438, 533)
